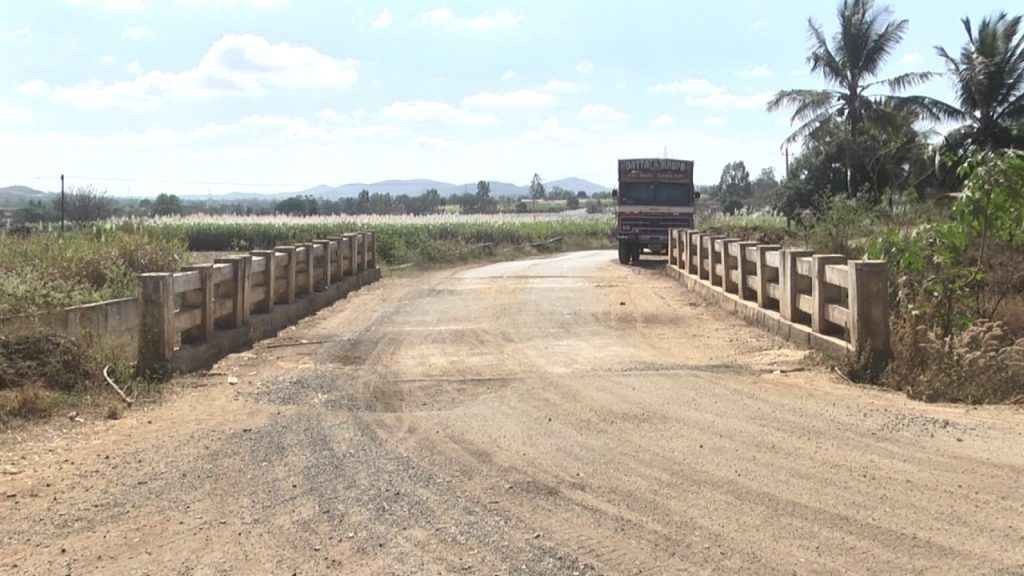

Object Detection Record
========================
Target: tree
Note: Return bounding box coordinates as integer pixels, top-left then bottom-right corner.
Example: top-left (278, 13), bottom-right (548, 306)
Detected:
top-left (767, 0), bottom-right (934, 199)
top-left (152, 193), bottom-right (183, 216)
top-left (529, 173), bottom-right (546, 200)
top-left (356, 189), bottom-right (371, 214)
top-left (717, 161), bottom-right (752, 214)
top-left (565, 195), bottom-right (580, 209)
top-left (751, 168), bottom-right (781, 210)
top-left (275, 195), bottom-right (318, 216)
top-left (911, 13), bottom-right (1024, 162)
top-left (54, 185), bottom-right (114, 222)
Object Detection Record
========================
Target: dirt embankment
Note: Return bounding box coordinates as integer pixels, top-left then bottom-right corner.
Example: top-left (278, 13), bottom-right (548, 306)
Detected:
top-left (2, 251), bottom-right (1023, 575)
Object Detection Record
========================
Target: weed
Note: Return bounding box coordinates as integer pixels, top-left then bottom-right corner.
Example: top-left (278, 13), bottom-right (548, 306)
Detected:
top-left (0, 383), bottom-right (58, 421)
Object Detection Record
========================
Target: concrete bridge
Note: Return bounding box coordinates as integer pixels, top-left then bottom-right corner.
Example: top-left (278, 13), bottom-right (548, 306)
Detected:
top-left (2, 251), bottom-right (1022, 574)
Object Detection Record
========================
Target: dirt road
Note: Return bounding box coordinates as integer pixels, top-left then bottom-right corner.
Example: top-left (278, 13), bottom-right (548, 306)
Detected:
top-left (2, 251), bottom-right (1023, 575)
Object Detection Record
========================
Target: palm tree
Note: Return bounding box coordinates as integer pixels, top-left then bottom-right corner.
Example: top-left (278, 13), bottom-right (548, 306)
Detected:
top-left (768, 0), bottom-right (934, 198)
top-left (910, 13), bottom-right (1024, 159)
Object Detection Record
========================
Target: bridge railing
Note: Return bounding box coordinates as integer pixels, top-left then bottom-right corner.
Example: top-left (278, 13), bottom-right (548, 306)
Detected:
top-left (139, 231), bottom-right (377, 374)
top-left (667, 228), bottom-right (889, 359)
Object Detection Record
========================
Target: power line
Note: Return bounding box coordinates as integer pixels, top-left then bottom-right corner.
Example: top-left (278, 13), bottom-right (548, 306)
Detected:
top-left (64, 174), bottom-right (322, 188)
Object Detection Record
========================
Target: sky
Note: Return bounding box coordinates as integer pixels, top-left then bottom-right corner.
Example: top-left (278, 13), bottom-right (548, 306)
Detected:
top-left (1, 0), bottom-right (1022, 196)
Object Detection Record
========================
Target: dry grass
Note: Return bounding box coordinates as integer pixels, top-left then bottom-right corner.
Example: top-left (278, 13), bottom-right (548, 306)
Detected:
top-left (0, 383), bottom-right (59, 421)
top-left (884, 317), bottom-right (1024, 404)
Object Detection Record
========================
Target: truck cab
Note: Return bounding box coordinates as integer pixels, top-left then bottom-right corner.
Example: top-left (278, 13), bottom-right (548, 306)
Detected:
top-left (614, 158), bottom-right (697, 264)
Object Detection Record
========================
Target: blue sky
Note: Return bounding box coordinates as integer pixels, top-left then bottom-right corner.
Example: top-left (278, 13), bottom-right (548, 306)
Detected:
top-left (1, 0), bottom-right (1020, 196)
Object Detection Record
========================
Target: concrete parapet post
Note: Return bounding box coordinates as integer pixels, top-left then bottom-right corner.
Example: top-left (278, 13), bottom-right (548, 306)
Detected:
top-left (736, 241), bottom-right (758, 301)
top-left (181, 264), bottom-right (213, 344)
top-left (251, 251), bottom-right (275, 313)
top-left (720, 238), bottom-right (740, 294)
top-left (755, 245), bottom-right (781, 308)
top-left (357, 233), bottom-right (367, 272)
top-left (668, 229), bottom-right (679, 267)
top-left (812, 254), bottom-right (848, 335)
top-left (215, 255), bottom-right (251, 328)
top-left (700, 234), bottom-right (724, 282)
top-left (326, 237), bottom-right (344, 282)
top-left (849, 260), bottom-right (891, 360)
top-left (138, 273), bottom-right (174, 375)
top-left (780, 250), bottom-right (813, 323)
top-left (300, 243), bottom-right (315, 295)
top-left (279, 246), bottom-right (297, 304)
top-left (366, 231), bottom-right (377, 268)
top-left (694, 233), bottom-right (707, 280)
top-left (341, 235), bottom-right (355, 276)
top-left (314, 240), bottom-right (331, 291)
top-left (686, 230), bottom-right (701, 275)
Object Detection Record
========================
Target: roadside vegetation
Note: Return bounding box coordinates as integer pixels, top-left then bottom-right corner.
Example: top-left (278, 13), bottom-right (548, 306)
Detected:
top-left (699, 1), bottom-right (1024, 404)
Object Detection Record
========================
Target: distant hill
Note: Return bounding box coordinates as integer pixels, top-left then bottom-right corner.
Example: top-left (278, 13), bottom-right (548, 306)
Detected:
top-left (182, 176), bottom-right (611, 201)
top-left (0, 185), bottom-right (48, 206)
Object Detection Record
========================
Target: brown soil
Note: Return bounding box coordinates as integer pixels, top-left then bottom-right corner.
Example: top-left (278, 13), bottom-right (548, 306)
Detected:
top-left (1, 251), bottom-right (1023, 574)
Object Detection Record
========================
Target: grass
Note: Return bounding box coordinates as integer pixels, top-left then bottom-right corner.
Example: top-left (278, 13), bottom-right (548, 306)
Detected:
top-left (128, 213), bottom-right (616, 266)
top-left (0, 225), bottom-right (187, 316)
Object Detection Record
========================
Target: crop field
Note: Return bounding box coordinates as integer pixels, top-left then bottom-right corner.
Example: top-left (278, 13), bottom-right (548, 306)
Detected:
top-left (0, 213), bottom-right (615, 316)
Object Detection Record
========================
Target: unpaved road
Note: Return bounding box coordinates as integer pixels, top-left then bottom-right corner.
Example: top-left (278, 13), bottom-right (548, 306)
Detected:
top-left (2, 251), bottom-right (1023, 575)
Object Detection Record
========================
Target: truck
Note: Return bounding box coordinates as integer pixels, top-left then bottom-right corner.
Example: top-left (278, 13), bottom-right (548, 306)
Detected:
top-left (613, 158), bottom-right (698, 264)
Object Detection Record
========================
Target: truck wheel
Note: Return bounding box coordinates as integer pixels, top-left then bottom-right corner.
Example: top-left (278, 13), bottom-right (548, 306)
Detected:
top-left (617, 241), bottom-right (631, 264)
top-left (630, 244), bottom-right (642, 263)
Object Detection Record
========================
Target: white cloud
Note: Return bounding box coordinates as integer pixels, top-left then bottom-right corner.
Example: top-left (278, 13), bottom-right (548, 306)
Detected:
top-left (2, 28), bottom-right (34, 40)
top-left (380, 100), bottom-right (498, 125)
top-left (316, 108), bottom-right (351, 123)
top-left (517, 118), bottom-right (587, 144)
top-left (122, 27), bottom-right (155, 41)
top-left (578, 104), bottom-right (627, 122)
top-left (17, 80), bottom-right (48, 95)
top-left (737, 65), bottom-right (772, 77)
top-left (648, 77), bottom-right (771, 110)
top-left (542, 79), bottom-right (581, 93)
top-left (575, 60), bottom-right (595, 75)
top-left (64, 0), bottom-right (284, 8)
top-left (420, 7), bottom-right (522, 30)
top-left (100, 54), bottom-right (117, 65)
top-left (703, 116), bottom-right (728, 127)
top-left (462, 89), bottom-right (556, 109)
top-left (651, 114), bottom-right (675, 129)
top-left (373, 9), bottom-right (391, 28)
top-left (23, 34), bottom-right (358, 108)
top-left (0, 102), bottom-right (33, 125)
top-left (648, 78), bottom-right (719, 95)
top-left (501, 70), bottom-right (519, 83)
top-left (901, 52), bottom-right (923, 65)
top-left (127, 61), bottom-right (143, 75)
top-left (61, 0), bottom-right (147, 9)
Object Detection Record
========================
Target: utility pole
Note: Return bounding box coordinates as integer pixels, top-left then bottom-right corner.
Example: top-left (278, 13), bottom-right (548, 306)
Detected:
top-left (60, 174), bottom-right (65, 234)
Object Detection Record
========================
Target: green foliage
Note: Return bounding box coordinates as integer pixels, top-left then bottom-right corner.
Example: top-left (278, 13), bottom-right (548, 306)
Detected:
top-left (768, 0), bottom-right (935, 200)
top-left (0, 226), bottom-right (187, 316)
top-left (913, 13), bottom-right (1024, 160)
top-left (953, 150), bottom-right (1024, 247)
top-left (52, 185), bottom-right (115, 223)
top-left (529, 173), bottom-right (546, 200)
top-left (716, 161), bottom-right (752, 214)
top-left (864, 151), bottom-right (1024, 402)
top-left (800, 197), bottom-right (877, 256)
top-left (152, 193), bottom-right (183, 216)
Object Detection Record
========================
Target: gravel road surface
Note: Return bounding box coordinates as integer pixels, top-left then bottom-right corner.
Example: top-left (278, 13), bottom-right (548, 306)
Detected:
top-left (2, 251), bottom-right (1023, 575)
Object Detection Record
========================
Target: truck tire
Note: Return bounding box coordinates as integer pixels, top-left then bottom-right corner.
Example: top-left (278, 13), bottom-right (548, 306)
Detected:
top-left (617, 241), bottom-right (631, 264)
top-left (630, 244), bottom-right (642, 263)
